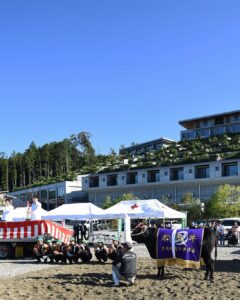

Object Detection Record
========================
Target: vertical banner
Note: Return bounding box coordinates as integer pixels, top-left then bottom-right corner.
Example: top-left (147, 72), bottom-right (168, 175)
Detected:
top-left (124, 214), bottom-right (132, 243)
top-left (117, 218), bottom-right (122, 241)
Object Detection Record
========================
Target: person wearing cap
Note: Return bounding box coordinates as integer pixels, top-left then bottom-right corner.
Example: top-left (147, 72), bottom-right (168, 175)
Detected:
top-left (66, 237), bottom-right (80, 263)
top-left (52, 240), bottom-right (65, 263)
top-left (112, 241), bottom-right (137, 287)
top-left (33, 237), bottom-right (44, 262)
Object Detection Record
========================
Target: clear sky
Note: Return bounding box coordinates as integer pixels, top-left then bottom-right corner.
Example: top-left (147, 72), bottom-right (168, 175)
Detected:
top-left (0, 1), bottom-right (240, 156)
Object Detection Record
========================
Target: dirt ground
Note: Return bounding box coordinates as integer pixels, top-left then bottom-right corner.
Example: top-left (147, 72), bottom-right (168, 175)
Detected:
top-left (0, 258), bottom-right (239, 300)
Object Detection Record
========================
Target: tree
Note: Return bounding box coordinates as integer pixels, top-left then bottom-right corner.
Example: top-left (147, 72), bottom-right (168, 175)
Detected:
top-left (102, 196), bottom-right (113, 209)
top-left (205, 184), bottom-right (240, 218)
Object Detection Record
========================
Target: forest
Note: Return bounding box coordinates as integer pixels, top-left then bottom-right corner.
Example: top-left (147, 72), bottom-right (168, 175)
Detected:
top-left (0, 132), bottom-right (114, 192)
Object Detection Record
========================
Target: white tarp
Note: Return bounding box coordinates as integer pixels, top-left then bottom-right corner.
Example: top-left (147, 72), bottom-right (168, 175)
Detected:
top-left (8, 207), bottom-right (48, 222)
top-left (42, 202), bottom-right (105, 221)
top-left (97, 199), bottom-right (185, 219)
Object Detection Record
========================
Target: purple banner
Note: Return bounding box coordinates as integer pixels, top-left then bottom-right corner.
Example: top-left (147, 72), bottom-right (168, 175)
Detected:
top-left (156, 228), bottom-right (204, 269)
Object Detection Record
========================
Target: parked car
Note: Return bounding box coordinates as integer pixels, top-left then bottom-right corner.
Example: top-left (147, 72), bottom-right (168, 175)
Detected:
top-left (221, 218), bottom-right (240, 239)
top-left (165, 220), bottom-right (182, 229)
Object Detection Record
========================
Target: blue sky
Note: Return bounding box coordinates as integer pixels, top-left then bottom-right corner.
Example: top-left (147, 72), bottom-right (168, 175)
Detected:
top-left (0, 1), bottom-right (240, 156)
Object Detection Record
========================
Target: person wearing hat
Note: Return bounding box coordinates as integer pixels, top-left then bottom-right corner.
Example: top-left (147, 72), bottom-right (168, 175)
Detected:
top-left (112, 241), bottom-right (137, 287)
top-left (52, 240), bottom-right (65, 263)
top-left (33, 237), bottom-right (44, 262)
top-left (66, 237), bottom-right (80, 263)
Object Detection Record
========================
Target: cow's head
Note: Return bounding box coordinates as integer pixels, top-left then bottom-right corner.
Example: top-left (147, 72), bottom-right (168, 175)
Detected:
top-left (131, 225), bottom-right (158, 259)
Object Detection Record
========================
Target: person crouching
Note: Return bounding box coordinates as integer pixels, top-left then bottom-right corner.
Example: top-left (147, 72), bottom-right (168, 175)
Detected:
top-left (112, 241), bottom-right (136, 287)
top-left (94, 241), bottom-right (108, 263)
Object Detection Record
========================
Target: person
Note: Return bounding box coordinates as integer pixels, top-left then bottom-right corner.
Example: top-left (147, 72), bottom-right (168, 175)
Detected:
top-left (2, 198), bottom-right (14, 221)
top-left (31, 196), bottom-right (42, 220)
top-left (108, 236), bottom-right (121, 261)
top-left (94, 241), bottom-right (108, 263)
top-left (217, 222), bottom-right (225, 246)
top-left (33, 237), bottom-right (44, 262)
top-left (66, 237), bottom-right (80, 263)
top-left (112, 241), bottom-right (137, 287)
top-left (80, 222), bottom-right (88, 241)
top-left (73, 221), bottom-right (80, 243)
top-left (52, 240), bottom-right (65, 263)
top-left (78, 240), bottom-right (92, 263)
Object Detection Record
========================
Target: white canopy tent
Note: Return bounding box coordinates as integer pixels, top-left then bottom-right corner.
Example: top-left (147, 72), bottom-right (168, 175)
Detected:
top-left (42, 202), bottom-right (105, 221)
top-left (7, 207), bottom-right (48, 222)
top-left (97, 199), bottom-right (185, 219)
top-left (95, 199), bottom-right (186, 243)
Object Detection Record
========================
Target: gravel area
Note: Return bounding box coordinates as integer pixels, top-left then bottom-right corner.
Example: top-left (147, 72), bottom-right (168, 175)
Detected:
top-left (0, 244), bottom-right (239, 279)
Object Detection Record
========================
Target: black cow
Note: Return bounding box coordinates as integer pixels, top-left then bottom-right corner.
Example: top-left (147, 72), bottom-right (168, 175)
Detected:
top-left (131, 226), bottom-right (217, 281)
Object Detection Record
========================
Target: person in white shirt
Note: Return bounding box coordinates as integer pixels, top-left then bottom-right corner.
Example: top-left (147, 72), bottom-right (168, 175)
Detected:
top-left (2, 198), bottom-right (14, 221)
top-left (31, 196), bottom-right (42, 220)
top-left (217, 222), bottom-right (225, 246)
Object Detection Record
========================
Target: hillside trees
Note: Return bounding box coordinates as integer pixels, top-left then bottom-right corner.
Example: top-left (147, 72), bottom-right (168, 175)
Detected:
top-left (0, 131), bottom-right (100, 192)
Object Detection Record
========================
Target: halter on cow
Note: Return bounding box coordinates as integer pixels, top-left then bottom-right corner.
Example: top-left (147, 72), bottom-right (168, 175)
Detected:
top-left (131, 225), bottom-right (217, 281)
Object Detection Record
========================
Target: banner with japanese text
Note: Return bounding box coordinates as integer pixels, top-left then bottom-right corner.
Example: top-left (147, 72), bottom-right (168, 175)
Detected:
top-left (156, 228), bottom-right (204, 269)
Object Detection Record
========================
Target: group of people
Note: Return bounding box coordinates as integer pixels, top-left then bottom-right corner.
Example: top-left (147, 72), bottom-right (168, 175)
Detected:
top-left (33, 236), bottom-right (92, 264)
top-left (1, 196), bottom-right (42, 221)
top-left (33, 235), bottom-right (137, 286)
top-left (190, 220), bottom-right (239, 246)
top-left (73, 221), bottom-right (88, 243)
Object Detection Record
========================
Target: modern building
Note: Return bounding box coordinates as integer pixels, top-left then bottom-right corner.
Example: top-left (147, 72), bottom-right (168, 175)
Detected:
top-left (8, 177), bottom-right (88, 210)
top-left (180, 110), bottom-right (240, 140)
top-left (119, 137), bottom-right (175, 155)
top-left (81, 159), bottom-right (240, 206)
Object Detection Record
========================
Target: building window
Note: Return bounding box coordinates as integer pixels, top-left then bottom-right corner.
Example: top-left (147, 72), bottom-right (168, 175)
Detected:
top-left (49, 189), bottom-right (56, 200)
top-left (147, 170), bottom-right (160, 183)
top-left (214, 117), bottom-right (224, 125)
top-left (170, 168), bottom-right (184, 181)
top-left (85, 180), bottom-right (88, 184)
top-left (89, 176), bottom-right (99, 188)
top-left (195, 165), bottom-right (210, 179)
top-left (40, 190), bottom-right (47, 210)
top-left (164, 171), bottom-right (168, 176)
top-left (189, 169), bottom-right (192, 174)
top-left (225, 116), bottom-right (231, 123)
top-left (126, 172), bottom-right (138, 184)
top-left (107, 174), bottom-right (118, 186)
top-left (57, 187), bottom-right (65, 207)
top-left (222, 162), bottom-right (238, 177)
top-left (233, 115), bottom-right (239, 122)
top-left (102, 177), bottom-right (105, 182)
top-left (142, 173), bottom-right (145, 178)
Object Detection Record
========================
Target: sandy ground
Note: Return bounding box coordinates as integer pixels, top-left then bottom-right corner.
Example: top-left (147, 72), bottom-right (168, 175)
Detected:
top-left (0, 256), bottom-right (239, 300)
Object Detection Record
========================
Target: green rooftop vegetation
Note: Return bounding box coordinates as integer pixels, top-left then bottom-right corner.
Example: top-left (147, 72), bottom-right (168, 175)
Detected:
top-left (97, 133), bottom-right (240, 173)
top-left (1, 132), bottom-right (240, 192)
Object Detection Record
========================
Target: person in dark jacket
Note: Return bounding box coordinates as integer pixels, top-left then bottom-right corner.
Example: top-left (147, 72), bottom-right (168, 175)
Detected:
top-left (73, 222), bottom-right (80, 243)
top-left (80, 222), bottom-right (88, 241)
top-left (112, 241), bottom-right (136, 287)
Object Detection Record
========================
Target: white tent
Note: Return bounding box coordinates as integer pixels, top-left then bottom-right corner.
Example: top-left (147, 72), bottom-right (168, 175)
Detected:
top-left (98, 199), bottom-right (185, 219)
top-left (42, 202), bottom-right (105, 221)
top-left (8, 207), bottom-right (48, 222)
